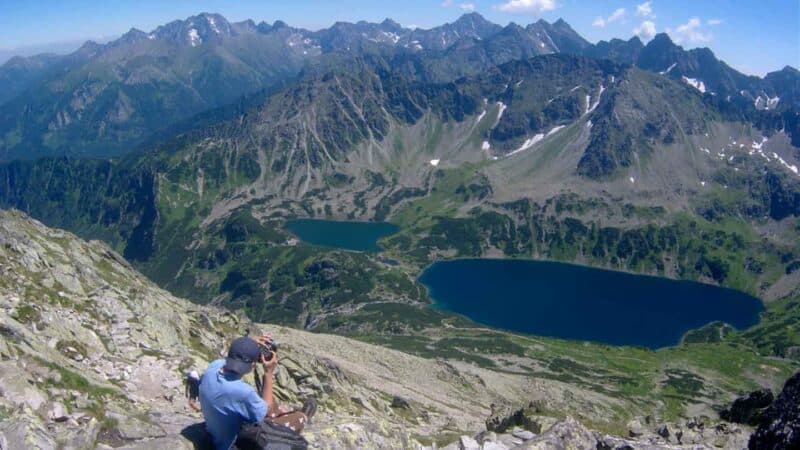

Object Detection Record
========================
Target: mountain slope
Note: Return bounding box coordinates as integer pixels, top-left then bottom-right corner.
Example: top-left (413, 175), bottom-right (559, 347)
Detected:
top-left (1, 209), bottom-right (792, 449)
top-left (0, 13), bottom-right (318, 160)
top-left (0, 53), bottom-right (798, 334)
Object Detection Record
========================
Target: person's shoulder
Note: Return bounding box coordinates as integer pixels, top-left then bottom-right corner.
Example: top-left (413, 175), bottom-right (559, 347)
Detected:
top-left (203, 359), bottom-right (226, 375)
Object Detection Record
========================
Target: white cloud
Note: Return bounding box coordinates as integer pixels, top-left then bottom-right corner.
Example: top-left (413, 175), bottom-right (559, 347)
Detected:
top-left (460, 2), bottom-right (476, 11)
top-left (592, 7), bottom-right (626, 28)
top-left (634, 20), bottom-right (656, 41)
top-left (636, 1), bottom-right (654, 18)
top-left (672, 17), bottom-right (712, 44)
top-left (496, 0), bottom-right (556, 15)
top-left (707, 18), bottom-right (723, 25)
top-left (441, 0), bottom-right (454, 6)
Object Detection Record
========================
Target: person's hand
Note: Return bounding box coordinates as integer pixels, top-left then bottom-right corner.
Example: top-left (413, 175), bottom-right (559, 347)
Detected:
top-left (259, 350), bottom-right (278, 373)
top-left (253, 333), bottom-right (273, 347)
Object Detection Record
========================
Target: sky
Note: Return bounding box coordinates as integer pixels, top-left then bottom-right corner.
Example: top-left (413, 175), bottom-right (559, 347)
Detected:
top-left (0, 0), bottom-right (797, 76)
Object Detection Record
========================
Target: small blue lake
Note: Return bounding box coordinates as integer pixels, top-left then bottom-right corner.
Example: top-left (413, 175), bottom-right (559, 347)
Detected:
top-left (284, 219), bottom-right (399, 252)
top-left (419, 258), bottom-right (764, 349)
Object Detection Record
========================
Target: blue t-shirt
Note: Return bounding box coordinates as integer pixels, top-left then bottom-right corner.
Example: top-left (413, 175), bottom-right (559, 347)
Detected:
top-left (199, 359), bottom-right (268, 450)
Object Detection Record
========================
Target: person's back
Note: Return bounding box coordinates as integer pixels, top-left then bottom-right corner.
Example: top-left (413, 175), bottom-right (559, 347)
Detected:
top-left (200, 358), bottom-right (267, 450)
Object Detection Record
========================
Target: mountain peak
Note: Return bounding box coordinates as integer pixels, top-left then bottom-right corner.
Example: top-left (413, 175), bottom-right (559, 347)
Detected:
top-left (650, 33), bottom-right (675, 46)
top-left (452, 11), bottom-right (493, 29)
top-left (380, 18), bottom-right (402, 30)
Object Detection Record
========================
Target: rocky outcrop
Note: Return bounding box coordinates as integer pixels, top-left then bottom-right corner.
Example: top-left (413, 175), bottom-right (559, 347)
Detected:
top-left (749, 371), bottom-right (800, 450)
top-left (720, 388), bottom-right (774, 425)
top-left (0, 208), bottom-right (774, 449)
top-left (0, 209), bottom-right (624, 449)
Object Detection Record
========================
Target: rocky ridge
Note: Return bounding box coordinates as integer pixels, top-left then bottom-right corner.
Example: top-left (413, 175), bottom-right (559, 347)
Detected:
top-left (0, 211), bottom-right (762, 449)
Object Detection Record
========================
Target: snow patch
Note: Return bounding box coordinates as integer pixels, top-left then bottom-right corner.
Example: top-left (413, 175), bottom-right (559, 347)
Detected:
top-left (147, 34), bottom-right (156, 40)
top-left (383, 31), bottom-right (400, 44)
top-left (494, 102), bottom-right (507, 127)
top-left (188, 29), bottom-right (202, 47)
top-left (767, 96), bottom-right (780, 109)
top-left (429, 159), bottom-right (440, 167)
top-left (547, 125), bottom-right (565, 136)
top-left (629, 177), bottom-right (635, 184)
top-left (773, 153), bottom-right (799, 175)
top-left (481, 141), bottom-right (491, 151)
top-left (751, 136), bottom-right (768, 151)
top-left (207, 16), bottom-right (221, 34)
top-left (700, 181), bottom-right (706, 187)
top-left (681, 76), bottom-right (706, 93)
top-left (755, 95), bottom-right (781, 110)
top-left (475, 110), bottom-right (487, 124)
top-left (570, 85), bottom-right (581, 92)
top-left (699, 147), bottom-right (711, 154)
top-left (508, 134), bottom-right (544, 156)
top-left (660, 63), bottom-right (677, 75)
top-left (585, 85), bottom-right (605, 115)
top-left (586, 120), bottom-right (593, 129)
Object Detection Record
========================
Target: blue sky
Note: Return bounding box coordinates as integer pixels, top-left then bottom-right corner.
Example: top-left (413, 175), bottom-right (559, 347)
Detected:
top-left (0, 0), bottom-right (797, 75)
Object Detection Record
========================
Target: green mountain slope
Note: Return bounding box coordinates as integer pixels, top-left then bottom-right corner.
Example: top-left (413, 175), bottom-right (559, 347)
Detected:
top-left (0, 53), bottom-right (797, 340)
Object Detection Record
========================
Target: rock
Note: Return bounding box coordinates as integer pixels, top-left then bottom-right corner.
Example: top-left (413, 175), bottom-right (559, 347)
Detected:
top-left (749, 371), bottom-right (800, 450)
top-left (656, 424), bottom-right (669, 439)
top-left (114, 435), bottom-right (195, 450)
top-left (0, 411), bottom-right (56, 450)
top-left (522, 416), bottom-right (596, 450)
top-left (390, 396), bottom-right (411, 410)
top-left (485, 402), bottom-right (540, 433)
top-left (47, 401), bottom-right (69, 422)
top-left (459, 435), bottom-right (480, 450)
top-left (482, 441), bottom-right (509, 450)
top-left (475, 430), bottom-right (498, 444)
top-left (720, 388), bottom-right (774, 425)
top-left (109, 413), bottom-right (167, 440)
top-left (512, 429), bottom-right (536, 440)
top-left (626, 418), bottom-right (644, 437)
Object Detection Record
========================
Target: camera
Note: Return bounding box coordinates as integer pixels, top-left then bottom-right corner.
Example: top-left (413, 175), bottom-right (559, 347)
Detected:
top-left (259, 341), bottom-right (278, 361)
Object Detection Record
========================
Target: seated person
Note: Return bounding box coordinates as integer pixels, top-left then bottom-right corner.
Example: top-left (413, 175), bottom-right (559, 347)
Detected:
top-left (199, 335), bottom-right (315, 450)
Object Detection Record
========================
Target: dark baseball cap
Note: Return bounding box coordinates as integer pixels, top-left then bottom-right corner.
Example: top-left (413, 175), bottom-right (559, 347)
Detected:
top-left (224, 337), bottom-right (260, 375)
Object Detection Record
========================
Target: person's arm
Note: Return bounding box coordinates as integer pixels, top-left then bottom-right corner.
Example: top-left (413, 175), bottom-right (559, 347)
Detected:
top-left (259, 351), bottom-right (278, 414)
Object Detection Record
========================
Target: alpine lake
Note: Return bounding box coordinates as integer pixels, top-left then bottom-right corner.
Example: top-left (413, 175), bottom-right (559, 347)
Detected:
top-left (285, 219), bottom-right (764, 349)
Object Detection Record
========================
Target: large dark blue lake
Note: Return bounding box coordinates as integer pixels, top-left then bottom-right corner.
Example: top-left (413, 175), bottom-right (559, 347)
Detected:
top-left (419, 259), bottom-right (764, 349)
top-left (285, 219), bottom-right (399, 252)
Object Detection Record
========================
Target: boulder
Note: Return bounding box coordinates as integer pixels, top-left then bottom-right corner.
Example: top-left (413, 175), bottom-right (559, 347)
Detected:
top-left (109, 413), bottom-right (167, 440)
top-left (749, 371), bottom-right (800, 450)
top-left (390, 396), bottom-right (411, 410)
top-left (482, 441), bottom-right (509, 450)
top-left (720, 388), bottom-right (774, 425)
top-left (459, 435), bottom-right (480, 450)
top-left (512, 429), bottom-right (536, 440)
top-left (485, 402), bottom-right (541, 433)
top-left (656, 424), bottom-right (669, 439)
top-left (626, 418), bottom-right (644, 437)
top-left (521, 416), bottom-right (595, 450)
top-left (46, 401), bottom-right (69, 422)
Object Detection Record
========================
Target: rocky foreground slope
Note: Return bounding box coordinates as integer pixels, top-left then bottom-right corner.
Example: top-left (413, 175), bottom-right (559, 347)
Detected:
top-left (0, 208), bottom-right (782, 449)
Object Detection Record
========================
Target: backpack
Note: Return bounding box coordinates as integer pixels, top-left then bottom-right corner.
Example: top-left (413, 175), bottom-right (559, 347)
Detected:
top-left (236, 420), bottom-right (309, 450)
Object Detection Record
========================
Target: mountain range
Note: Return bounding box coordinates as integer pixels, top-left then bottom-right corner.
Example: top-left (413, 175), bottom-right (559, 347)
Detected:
top-left (0, 11), bottom-right (798, 446)
top-left (0, 12), bottom-right (797, 161)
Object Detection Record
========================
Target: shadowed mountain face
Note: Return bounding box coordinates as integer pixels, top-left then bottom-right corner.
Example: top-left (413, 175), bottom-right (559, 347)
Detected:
top-left (0, 12), bottom-right (797, 161)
